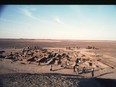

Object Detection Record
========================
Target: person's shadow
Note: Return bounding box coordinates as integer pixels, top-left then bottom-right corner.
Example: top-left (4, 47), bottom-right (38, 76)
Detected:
top-left (95, 72), bottom-right (113, 78)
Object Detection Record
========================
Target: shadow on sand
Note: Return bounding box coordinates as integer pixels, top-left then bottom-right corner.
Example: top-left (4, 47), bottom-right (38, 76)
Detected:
top-left (95, 72), bottom-right (113, 78)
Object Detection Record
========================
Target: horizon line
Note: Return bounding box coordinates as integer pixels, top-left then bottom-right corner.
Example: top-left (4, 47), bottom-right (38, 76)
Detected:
top-left (0, 38), bottom-right (116, 41)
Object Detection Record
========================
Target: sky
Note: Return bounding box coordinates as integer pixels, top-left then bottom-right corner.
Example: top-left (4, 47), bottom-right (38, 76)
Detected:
top-left (0, 5), bottom-right (116, 40)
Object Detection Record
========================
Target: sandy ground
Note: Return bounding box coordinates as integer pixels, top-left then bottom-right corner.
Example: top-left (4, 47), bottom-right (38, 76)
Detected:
top-left (0, 59), bottom-right (116, 87)
top-left (0, 59), bottom-right (116, 79)
top-left (0, 39), bottom-right (116, 87)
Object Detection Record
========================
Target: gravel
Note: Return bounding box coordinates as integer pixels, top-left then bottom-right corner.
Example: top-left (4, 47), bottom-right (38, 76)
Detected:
top-left (0, 73), bottom-right (79, 87)
top-left (0, 73), bottom-right (116, 87)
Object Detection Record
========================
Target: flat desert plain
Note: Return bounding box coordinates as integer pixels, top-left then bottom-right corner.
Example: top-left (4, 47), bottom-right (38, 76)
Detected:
top-left (0, 39), bottom-right (116, 87)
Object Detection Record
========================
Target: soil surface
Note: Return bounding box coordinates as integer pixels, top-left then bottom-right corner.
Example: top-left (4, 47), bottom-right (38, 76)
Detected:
top-left (0, 39), bottom-right (116, 87)
top-left (0, 73), bottom-right (116, 87)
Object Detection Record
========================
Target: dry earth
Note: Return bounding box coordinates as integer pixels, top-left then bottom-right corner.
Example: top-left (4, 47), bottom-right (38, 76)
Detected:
top-left (0, 39), bottom-right (116, 87)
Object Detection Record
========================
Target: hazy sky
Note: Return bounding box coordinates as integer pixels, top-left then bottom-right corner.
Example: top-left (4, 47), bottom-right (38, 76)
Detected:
top-left (0, 5), bottom-right (116, 40)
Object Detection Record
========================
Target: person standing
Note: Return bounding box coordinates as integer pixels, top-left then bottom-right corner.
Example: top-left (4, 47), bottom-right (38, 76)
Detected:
top-left (82, 67), bottom-right (86, 73)
top-left (91, 68), bottom-right (94, 77)
top-left (76, 66), bottom-right (79, 74)
top-left (50, 65), bottom-right (53, 71)
top-left (72, 62), bottom-right (77, 72)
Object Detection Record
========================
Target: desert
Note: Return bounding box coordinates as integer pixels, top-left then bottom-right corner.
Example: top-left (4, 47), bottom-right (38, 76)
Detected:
top-left (1, 5), bottom-right (116, 87)
top-left (0, 39), bottom-right (116, 87)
